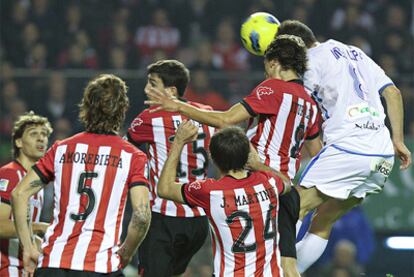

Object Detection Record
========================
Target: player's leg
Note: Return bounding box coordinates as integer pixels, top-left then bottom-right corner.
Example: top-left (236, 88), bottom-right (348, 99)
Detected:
top-left (296, 146), bottom-right (393, 273)
top-left (296, 196), bottom-right (362, 273)
top-left (277, 187), bottom-right (301, 277)
top-left (171, 216), bottom-right (209, 276)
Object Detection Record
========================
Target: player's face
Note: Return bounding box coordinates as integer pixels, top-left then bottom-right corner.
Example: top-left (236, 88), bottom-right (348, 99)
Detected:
top-left (145, 73), bottom-right (165, 100)
top-left (16, 125), bottom-right (49, 161)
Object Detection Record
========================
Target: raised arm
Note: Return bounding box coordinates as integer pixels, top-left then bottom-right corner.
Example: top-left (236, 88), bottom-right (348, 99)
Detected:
top-left (246, 144), bottom-right (292, 194)
top-left (382, 85), bottom-right (412, 169)
top-left (117, 185), bottom-right (151, 268)
top-left (145, 88), bottom-right (251, 128)
top-left (11, 169), bottom-right (47, 275)
top-left (157, 121), bottom-right (199, 202)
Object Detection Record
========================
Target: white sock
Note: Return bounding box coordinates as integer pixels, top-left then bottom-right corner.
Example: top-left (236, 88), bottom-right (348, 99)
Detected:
top-left (296, 232), bottom-right (328, 273)
top-left (295, 219), bottom-right (303, 238)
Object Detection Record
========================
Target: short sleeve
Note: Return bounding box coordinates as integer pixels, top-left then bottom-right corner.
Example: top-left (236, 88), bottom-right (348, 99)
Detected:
top-left (360, 51), bottom-right (394, 95)
top-left (127, 111), bottom-right (154, 146)
top-left (33, 144), bottom-right (57, 184)
top-left (266, 171), bottom-right (285, 195)
top-left (241, 80), bottom-right (282, 116)
top-left (306, 103), bottom-right (321, 140)
top-left (128, 151), bottom-right (149, 188)
top-left (0, 168), bottom-right (20, 204)
top-left (181, 180), bottom-right (210, 209)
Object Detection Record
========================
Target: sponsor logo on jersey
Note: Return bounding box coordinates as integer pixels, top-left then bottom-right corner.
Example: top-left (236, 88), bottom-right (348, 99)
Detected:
top-left (188, 181), bottom-right (202, 191)
top-left (347, 103), bottom-right (380, 119)
top-left (0, 179), bottom-right (9, 191)
top-left (256, 86), bottom-right (274, 100)
top-left (131, 117), bottom-right (144, 130)
top-left (354, 121), bottom-right (384, 130)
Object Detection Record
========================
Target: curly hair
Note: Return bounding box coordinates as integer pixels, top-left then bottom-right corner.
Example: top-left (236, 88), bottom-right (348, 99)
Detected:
top-left (264, 34), bottom-right (308, 76)
top-left (12, 111), bottom-right (53, 159)
top-left (78, 74), bottom-right (129, 134)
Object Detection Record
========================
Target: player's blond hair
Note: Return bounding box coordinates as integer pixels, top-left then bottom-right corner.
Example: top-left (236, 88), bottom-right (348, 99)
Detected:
top-left (78, 74), bottom-right (129, 134)
top-left (11, 111), bottom-right (53, 159)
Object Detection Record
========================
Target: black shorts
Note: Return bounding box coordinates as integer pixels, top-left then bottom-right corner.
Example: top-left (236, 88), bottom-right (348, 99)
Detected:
top-left (34, 268), bottom-right (124, 277)
top-left (278, 187), bottom-right (300, 258)
top-left (138, 212), bottom-right (209, 276)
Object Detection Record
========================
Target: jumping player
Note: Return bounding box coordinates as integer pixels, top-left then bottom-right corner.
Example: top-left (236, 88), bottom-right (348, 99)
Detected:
top-left (157, 121), bottom-right (291, 276)
top-left (277, 20), bottom-right (412, 273)
top-left (145, 35), bottom-right (322, 276)
top-left (0, 112), bottom-right (52, 277)
top-left (127, 60), bottom-right (213, 276)
top-left (12, 74), bottom-right (151, 276)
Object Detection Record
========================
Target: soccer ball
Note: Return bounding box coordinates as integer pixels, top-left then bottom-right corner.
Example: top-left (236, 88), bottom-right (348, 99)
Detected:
top-left (240, 12), bottom-right (280, 56)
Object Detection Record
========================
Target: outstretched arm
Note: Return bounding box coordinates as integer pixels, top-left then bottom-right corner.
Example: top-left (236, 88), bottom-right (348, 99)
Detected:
top-left (246, 144), bottom-right (292, 194)
top-left (382, 85), bottom-right (412, 169)
top-left (145, 88), bottom-right (251, 128)
top-left (157, 121), bottom-right (199, 202)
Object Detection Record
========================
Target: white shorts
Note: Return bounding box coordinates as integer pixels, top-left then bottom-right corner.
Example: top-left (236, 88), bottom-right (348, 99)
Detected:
top-left (298, 144), bottom-right (394, 200)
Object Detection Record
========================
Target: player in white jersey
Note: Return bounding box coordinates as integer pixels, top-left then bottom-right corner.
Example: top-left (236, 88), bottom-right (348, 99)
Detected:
top-left (277, 20), bottom-right (412, 273)
top-left (0, 112), bottom-right (52, 277)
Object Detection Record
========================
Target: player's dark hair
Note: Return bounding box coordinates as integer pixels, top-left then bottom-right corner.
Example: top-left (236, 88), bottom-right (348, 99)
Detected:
top-left (209, 126), bottom-right (250, 173)
top-left (12, 111), bottom-right (53, 159)
top-left (79, 74), bottom-right (129, 134)
top-left (264, 34), bottom-right (308, 76)
top-left (147, 59), bottom-right (190, 97)
top-left (276, 20), bottom-right (317, 48)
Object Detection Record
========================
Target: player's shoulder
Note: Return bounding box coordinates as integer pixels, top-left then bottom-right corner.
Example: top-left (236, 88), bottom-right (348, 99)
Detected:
top-left (187, 100), bottom-right (213, 111)
top-left (186, 178), bottom-right (215, 193)
top-left (0, 161), bottom-right (20, 176)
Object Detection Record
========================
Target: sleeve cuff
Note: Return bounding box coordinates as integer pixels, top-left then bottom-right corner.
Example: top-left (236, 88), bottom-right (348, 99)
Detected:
top-left (32, 165), bottom-right (50, 184)
top-left (129, 182), bottom-right (149, 189)
top-left (240, 100), bottom-right (257, 117)
top-left (306, 131), bottom-right (320, 140)
top-left (378, 83), bottom-right (394, 95)
top-left (127, 133), bottom-right (141, 148)
top-left (181, 185), bottom-right (194, 207)
top-left (0, 198), bottom-right (11, 205)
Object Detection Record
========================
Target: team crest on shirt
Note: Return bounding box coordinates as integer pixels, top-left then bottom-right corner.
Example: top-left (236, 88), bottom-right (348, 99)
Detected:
top-left (0, 179), bottom-right (9, 191)
top-left (188, 181), bottom-right (202, 191)
top-left (131, 117), bottom-right (144, 130)
top-left (256, 86), bottom-right (274, 100)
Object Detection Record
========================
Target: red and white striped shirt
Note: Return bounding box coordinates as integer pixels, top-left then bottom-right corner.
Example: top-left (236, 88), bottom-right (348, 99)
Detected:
top-left (128, 102), bottom-right (214, 217)
top-left (241, 79), bottom-right (320, 179)
top-left (32, 132), bottom-right (148, 273)
top-left (182, 171), bottom-right (285, 277)
top-left (0, 161), bottom-right (43, 277)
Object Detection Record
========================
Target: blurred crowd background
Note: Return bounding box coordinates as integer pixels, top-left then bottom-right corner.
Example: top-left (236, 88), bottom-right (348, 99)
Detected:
top-left (0, 0), bottom-right (413, 276)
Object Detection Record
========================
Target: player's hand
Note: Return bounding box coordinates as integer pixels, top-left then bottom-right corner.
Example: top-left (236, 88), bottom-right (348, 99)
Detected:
top-left (117, 245), bottom-right (132, 268)
top-left (393, 141), bottom-right (412, 170)
top-left (144, 87), bottom-right (180, 113)
top-left (32, 222), bottom-right (49, 236)
top-left (174, 120), bottom-right (198, 144)
top-left (246, 144), bottom-right (261, 171)
top-left (23, 246), bottom-right (40, 277)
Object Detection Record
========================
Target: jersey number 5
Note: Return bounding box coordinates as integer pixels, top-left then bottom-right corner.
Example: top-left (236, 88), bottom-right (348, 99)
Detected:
top-left (169, 133), bottom-right (208, 178)
top-left (70, 171), bottom-right (98, 221)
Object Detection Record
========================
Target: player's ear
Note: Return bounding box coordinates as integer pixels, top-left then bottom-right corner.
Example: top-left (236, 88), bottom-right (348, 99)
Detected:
top-left (165, 86), bottom-right (178, 97)
top-left (15, 138), bottom-right (23, 149)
